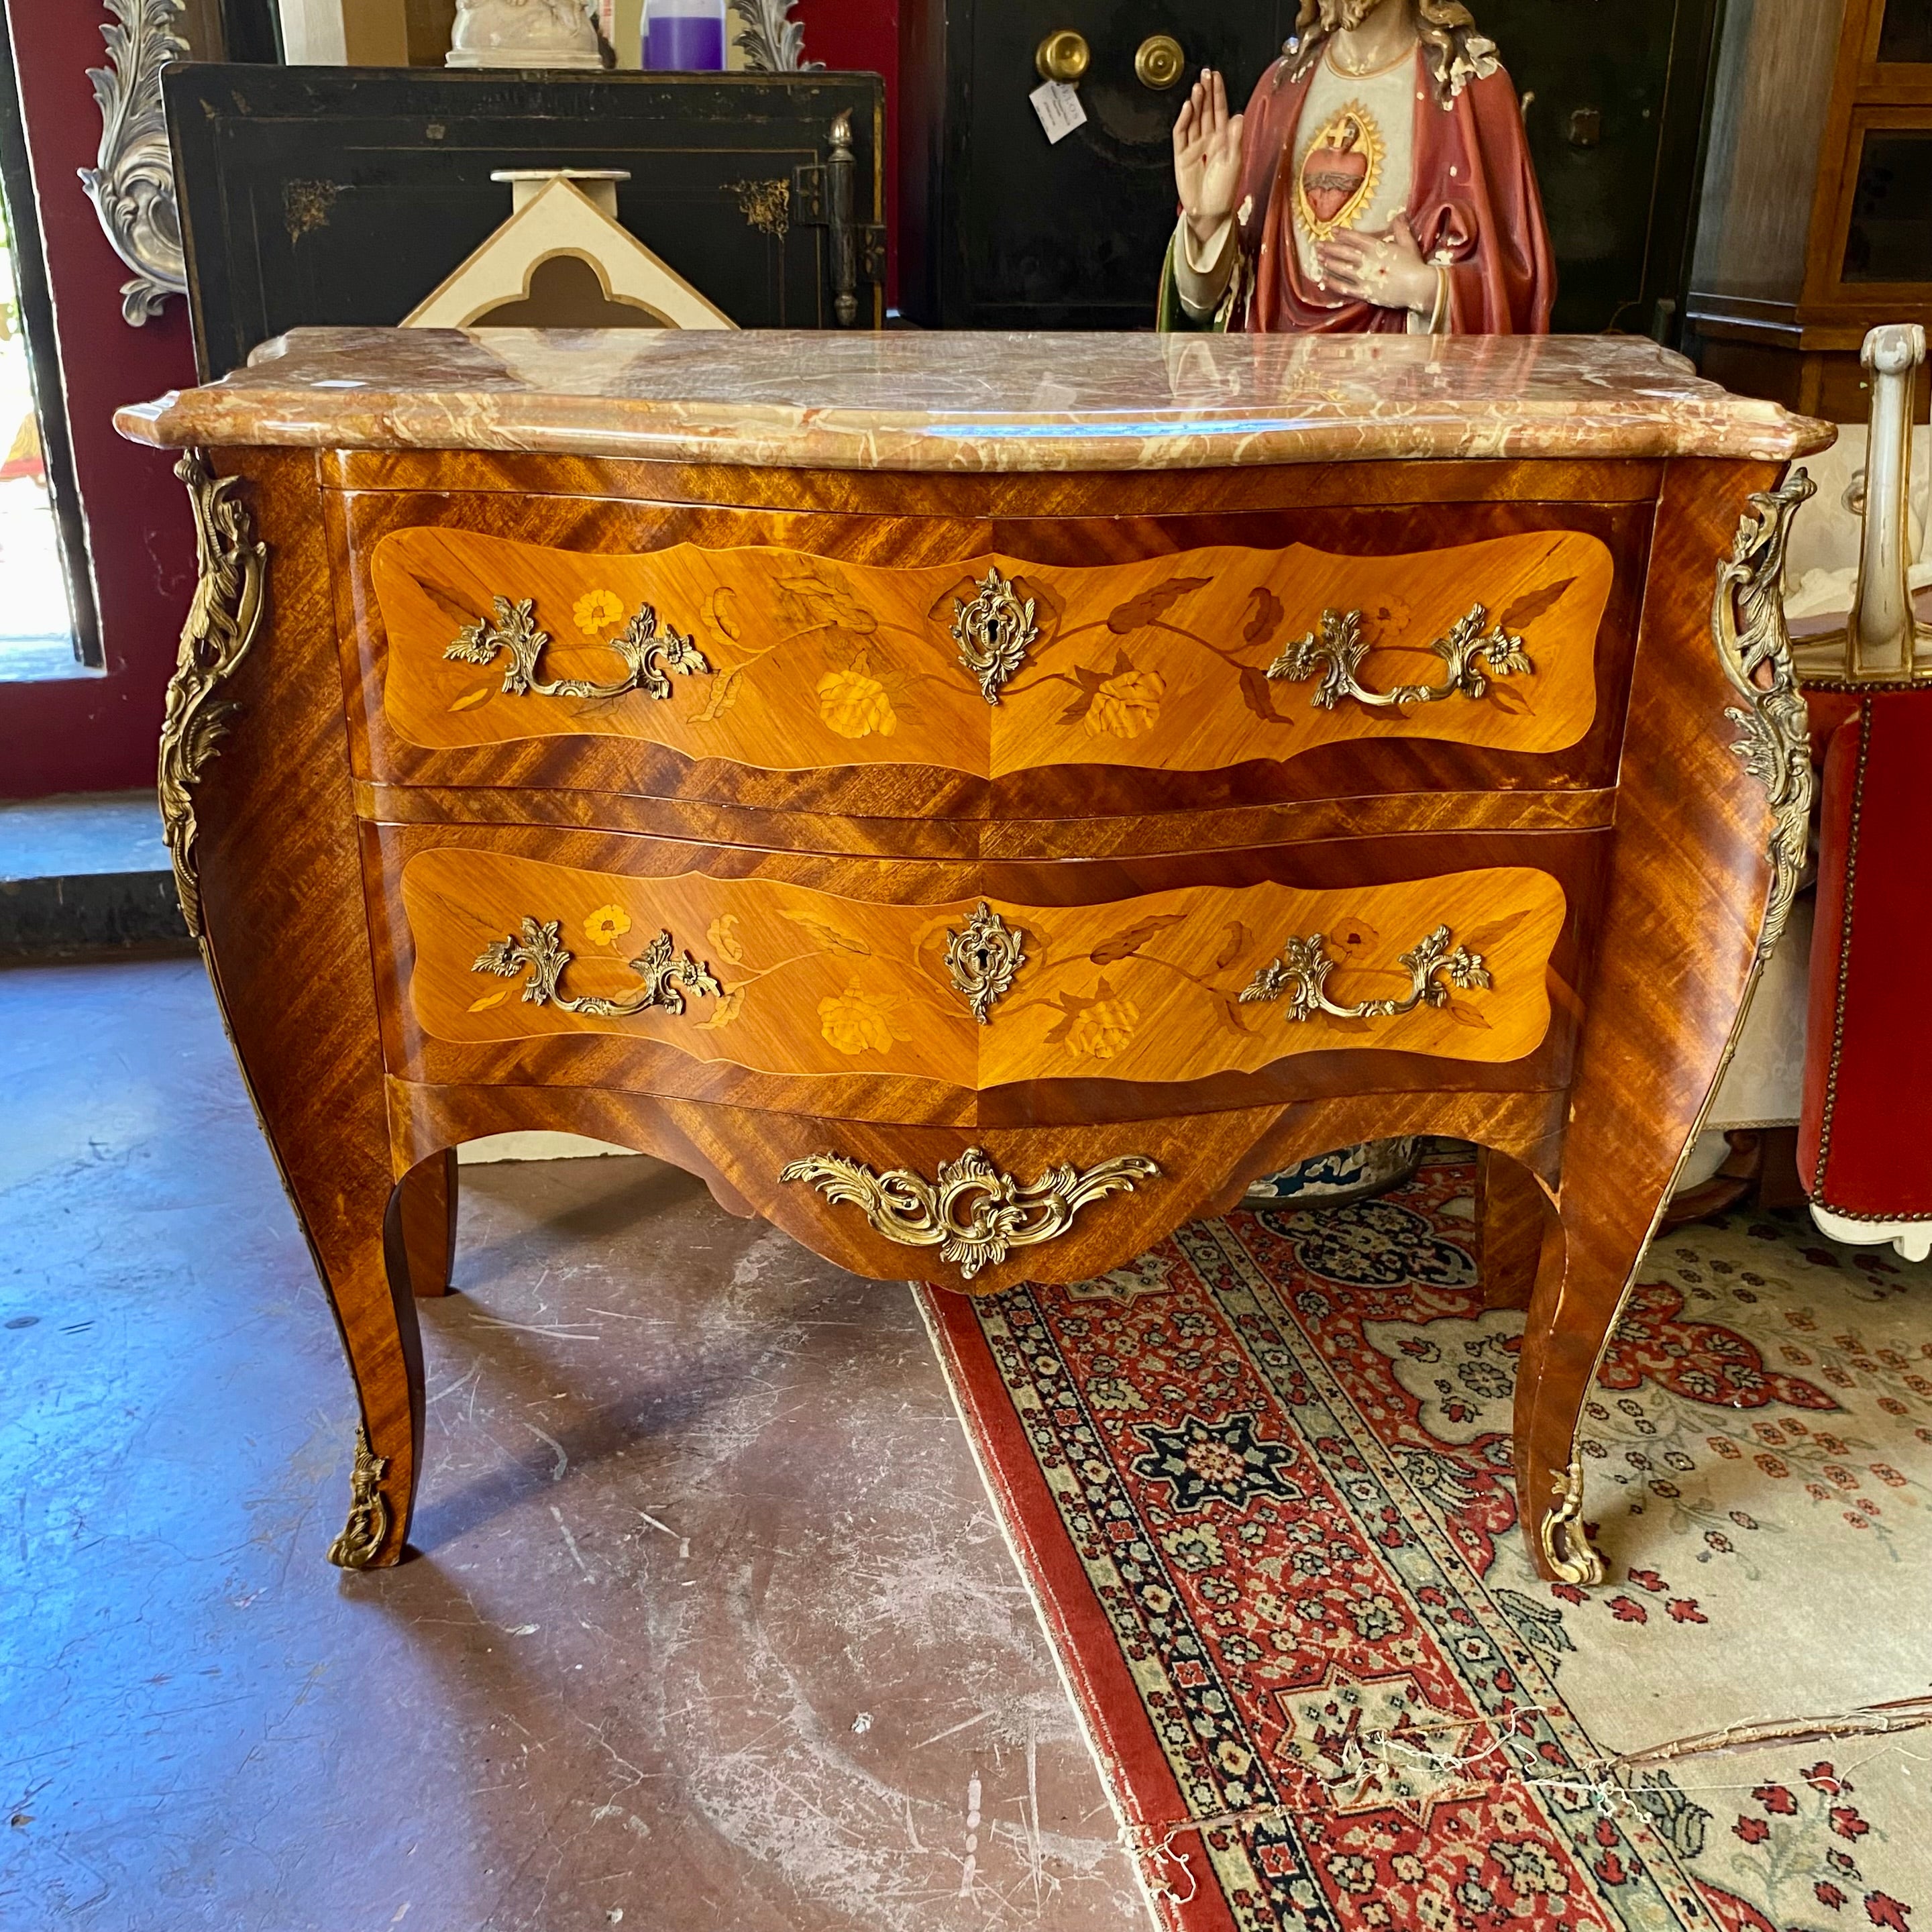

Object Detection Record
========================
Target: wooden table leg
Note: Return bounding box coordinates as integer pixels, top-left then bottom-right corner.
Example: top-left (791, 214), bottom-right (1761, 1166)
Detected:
top-left (1476, 1146), bottom-right (1547, 1312)
top-left (1511, 459), bottom-right (1809, 1583)
top-left (161, 449), bottom-right (423, 1568)
top-left (396, 1148), bottom-right (459, 1298)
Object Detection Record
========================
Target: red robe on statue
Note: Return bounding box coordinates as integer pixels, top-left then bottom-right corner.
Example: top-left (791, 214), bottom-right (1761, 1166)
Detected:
top-left (1220, 47), bottom-right (1554, 334)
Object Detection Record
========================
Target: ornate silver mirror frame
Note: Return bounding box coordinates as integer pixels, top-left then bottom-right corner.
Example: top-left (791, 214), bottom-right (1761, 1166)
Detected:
top-left (79, 0), bottom-right (189, 325)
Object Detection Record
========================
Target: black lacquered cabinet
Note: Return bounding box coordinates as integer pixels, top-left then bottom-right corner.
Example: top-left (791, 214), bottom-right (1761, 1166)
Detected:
top-left (898, 0), bottom-right (1290, 330)
top-left (165, 66), bottom-right (886, 378)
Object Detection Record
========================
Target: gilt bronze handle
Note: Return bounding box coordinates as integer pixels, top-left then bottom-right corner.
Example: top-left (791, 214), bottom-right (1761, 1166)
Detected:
top-left (1240, 924), bottom-right (1492, 1023)
top-left (780, 1146), bottom-right (1158, 1281)
top-left (472, 916), bottom-right (721, 1020)
top-left (1265, 604), bottom-right (1532, 712)
top-left (444, 596), bottom-right (708, 702)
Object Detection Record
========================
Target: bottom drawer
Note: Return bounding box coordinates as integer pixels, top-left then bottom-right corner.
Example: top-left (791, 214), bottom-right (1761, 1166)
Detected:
top-left (382, 833), bottom-right (1570, 1096)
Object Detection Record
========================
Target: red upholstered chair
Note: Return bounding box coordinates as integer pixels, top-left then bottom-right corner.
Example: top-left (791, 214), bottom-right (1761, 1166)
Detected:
top-left (1796, 323), bottom-right (1932, 1263)
top-left (1800, 688), bottom-right (1932, 1260)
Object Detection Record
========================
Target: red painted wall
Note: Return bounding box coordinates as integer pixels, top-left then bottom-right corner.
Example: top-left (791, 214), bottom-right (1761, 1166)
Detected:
top-left (1, 7), bottom-right (896, 806)
top-left (2, 0), bottom-right (197, 798)
top-left (797, 0), bottom-right (900, 307)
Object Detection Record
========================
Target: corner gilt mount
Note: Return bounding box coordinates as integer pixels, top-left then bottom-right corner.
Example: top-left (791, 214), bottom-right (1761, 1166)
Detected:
top-left (157, 451), bottom-right (268, 942)
top-left (326, 1424), bottom-right (393, 1569)
top-left (1711, 470), bottom-right (1815, 961)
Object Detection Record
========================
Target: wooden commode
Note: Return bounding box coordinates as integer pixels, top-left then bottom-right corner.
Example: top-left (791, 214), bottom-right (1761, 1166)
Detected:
top-left (117, 327), bottom-right (1831, 1583)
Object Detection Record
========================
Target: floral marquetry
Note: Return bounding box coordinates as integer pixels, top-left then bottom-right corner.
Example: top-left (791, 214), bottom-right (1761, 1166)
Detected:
top-left (114, 324), bottom-right (1837, 1591)
top-left (370, 525), bottom-right (1613, 781)
top-left (398, 845), bottom-right (1570, 1089)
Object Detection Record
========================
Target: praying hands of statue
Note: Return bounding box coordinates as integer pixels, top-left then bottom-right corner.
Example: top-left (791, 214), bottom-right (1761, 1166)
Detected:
top-left (1316, 213), bottom-right (1438, 314)
top-left (1173, 68), bottom-right (1246, 253)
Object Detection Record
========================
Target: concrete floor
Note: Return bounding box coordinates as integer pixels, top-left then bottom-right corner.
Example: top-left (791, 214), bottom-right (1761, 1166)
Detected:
top-left (0, 958), bottom-right (1146, 1932)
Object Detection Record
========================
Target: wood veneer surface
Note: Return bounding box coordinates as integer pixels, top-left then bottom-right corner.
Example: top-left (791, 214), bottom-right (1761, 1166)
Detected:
top-left (131, 356), bottom-right (1808, 1586)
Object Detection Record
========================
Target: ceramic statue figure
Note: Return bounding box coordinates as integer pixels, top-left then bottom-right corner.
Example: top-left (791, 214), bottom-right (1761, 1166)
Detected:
top-left (447, 0), bottom-right (602, 68)
top-left (1161, 0), bottom-right (1553, 333)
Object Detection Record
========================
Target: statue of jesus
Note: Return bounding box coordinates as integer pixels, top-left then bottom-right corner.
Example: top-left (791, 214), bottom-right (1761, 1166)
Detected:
top-left (1161, 0), bottom-right (1554, 333)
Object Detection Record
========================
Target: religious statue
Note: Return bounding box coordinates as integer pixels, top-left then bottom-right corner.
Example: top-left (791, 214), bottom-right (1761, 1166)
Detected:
top-left (1160, 0), bottom-right (1553, 333)
top-left (447, 0), bottom-right (602, 68)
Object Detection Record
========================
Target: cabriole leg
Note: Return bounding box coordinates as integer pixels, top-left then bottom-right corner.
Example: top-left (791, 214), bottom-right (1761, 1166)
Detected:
top-left (396, 1148), bottom-right (459, 1298)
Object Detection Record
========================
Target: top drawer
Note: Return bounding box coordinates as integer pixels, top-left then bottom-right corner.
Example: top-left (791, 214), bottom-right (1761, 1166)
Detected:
top-left (331, 486), bottom-right (1649, 822)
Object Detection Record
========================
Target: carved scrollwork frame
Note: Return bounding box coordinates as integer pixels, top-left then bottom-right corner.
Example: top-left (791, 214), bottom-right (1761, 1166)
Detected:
top-left (79, 0), bottom-right (189, 325)
top-left (728, 0), bottom-right (820, 70)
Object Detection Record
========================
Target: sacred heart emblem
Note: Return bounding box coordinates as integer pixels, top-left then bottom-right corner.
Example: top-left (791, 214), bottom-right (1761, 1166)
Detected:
top-left (1295, 102), bottom-right (1385, 243)
top-left (1304, 140), bottom-right (1368, 223)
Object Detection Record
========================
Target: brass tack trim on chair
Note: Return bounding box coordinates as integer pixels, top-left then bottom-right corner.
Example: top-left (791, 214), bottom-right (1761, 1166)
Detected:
top-left (780, 1146), bottom-right (1159, 1281)
top-left (1266, 603), bottom-right (1532, 712)
top-left (1240, 924), bottom-right (1491, 1022)
top-left (472, 917), bottom-right (722, 1018)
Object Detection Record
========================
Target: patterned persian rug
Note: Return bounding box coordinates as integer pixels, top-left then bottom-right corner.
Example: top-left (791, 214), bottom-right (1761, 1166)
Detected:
top-left (918, 1146), bottom-right (1932, 1932)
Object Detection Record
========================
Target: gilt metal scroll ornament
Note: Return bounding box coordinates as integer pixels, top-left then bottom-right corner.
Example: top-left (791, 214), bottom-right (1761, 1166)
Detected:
top-left (1712, 470), bottom-right (1816, 960)
top-left (157, 451), bottom-right (268, 942)
top-left (1267, 604), bottom-right (1532, 711)
top-left (727, 0), bottom-right (820, 70)
top-left (945, 902), bottom-right (1026, 1024)
top-left (326, 1424), bottom-right (392, 1570)
top-left (80, 0), bottom-right (189, 325)
top-left (1538, 1455), bottom-right (1606, 1588)
top-left (780, 1146), bottom-right (1159, 1282)
top-left (1240, 924), bottom-right (1491, 1023)
top-left (473, 917), bottom-right (722, 1018)
top-left (445, 597), bottom-right (710, 701)
top-left (951, 567), bottom-right (1039, 704)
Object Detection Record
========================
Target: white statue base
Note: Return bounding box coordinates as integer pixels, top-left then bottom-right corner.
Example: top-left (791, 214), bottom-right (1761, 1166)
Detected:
top-left (447, 0), bottom-right (603, 69)
top-left (446, 48), bottom-right (604, 67)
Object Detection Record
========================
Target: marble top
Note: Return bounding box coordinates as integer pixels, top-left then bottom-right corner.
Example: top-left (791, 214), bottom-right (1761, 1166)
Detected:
top-left (115, 327), bottom-right (1833, 472)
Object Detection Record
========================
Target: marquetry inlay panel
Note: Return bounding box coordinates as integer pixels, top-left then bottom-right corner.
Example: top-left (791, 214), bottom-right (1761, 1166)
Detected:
top-left (370, 527), bottom-right (1611, 777)
top-left (400, 847), bottom-right (1567, 1087)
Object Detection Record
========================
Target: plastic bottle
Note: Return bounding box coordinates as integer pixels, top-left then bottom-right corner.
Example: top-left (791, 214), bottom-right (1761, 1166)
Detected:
top-left (642, 0), bottom-right (726, 70)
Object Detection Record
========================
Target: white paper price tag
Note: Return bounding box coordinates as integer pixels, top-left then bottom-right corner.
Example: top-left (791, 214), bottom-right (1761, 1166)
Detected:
top-left (1030, 80), bottom-right (1087, 145)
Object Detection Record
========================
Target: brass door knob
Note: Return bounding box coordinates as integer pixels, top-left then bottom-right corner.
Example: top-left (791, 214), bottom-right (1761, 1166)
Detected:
top-left (1135, 34), bottom-right (1185, 89)
top-left (1035, 29), bottom-right (1091, 84)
